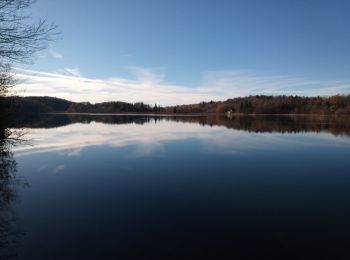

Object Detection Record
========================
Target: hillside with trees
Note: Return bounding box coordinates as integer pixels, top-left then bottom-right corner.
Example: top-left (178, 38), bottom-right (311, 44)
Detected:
top-left (164, 95), bottom-right (350, 115)
top-left (2, 96), bottom-right (73, 114)
top-left (2, 94), bottom-right (350, 115)
top-left (67, 101), bottom-right (161, 113)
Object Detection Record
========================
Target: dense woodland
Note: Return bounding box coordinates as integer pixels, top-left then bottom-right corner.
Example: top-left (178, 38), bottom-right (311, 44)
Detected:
top-left (2, 96), bottom-right (71, 114)
top-left (67, 101), bottom-right (161, 113)
top-left (2, 94), bottom-right (350, 115)
top-left (1, 96), bottom-right (161, 114)
top-left (164, 95), bottom-right (350, 115)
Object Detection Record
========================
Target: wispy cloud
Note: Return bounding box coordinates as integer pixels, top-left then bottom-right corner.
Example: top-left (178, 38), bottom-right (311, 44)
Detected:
top-left (57, 67), bottom-right (81, 77)
top-left (12, 67), bottom-right (350, 105)
top-left (49, 49), bottom-right (64, 60)
top-left (200, 70), bottom-right (350, 97)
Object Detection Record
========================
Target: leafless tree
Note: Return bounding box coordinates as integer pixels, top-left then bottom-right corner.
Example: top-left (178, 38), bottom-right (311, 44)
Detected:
top-left (0, 0), bottom-right (57, 98)
top-left (0, 1), bottom-right (55, 257)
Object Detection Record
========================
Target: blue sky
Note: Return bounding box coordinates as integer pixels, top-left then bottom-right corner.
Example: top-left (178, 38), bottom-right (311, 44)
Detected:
top-left (16, 0), bottom-right (350, 105)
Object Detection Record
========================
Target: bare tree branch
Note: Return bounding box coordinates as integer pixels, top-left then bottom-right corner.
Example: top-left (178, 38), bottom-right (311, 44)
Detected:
top-left (0, 0), bottom-right (58, 97)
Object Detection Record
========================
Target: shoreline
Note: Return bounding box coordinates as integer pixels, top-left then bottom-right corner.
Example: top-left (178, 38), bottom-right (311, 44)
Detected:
top-left (47, 112), bottom-right (350, 117)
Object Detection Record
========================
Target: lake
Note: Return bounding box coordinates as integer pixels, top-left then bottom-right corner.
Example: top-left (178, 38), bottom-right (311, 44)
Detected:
top-left (2, 114), bottom-right (350, 259)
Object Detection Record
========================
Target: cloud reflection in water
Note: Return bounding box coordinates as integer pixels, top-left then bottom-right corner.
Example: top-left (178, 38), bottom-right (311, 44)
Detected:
top-left (12, 117), bottom-right (350, 158)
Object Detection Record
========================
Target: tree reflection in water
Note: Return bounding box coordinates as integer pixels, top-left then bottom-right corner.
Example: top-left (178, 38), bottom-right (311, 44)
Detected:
top-left (0, 120), bottom-right (28, 259)
top-left (9, 113), bottom-right (350, 137)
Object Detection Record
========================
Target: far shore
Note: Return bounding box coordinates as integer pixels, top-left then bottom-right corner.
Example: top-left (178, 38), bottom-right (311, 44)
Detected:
top-left (47, 112), bottom-right (350, 117)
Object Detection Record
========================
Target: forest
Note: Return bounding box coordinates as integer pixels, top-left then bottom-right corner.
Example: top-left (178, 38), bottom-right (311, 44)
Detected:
top-left (164, 95), bottom-right (350, 115)
top-left (1, 96), bottom-right (160, 114)
top-left (2, 94), bottom-right (350, 115)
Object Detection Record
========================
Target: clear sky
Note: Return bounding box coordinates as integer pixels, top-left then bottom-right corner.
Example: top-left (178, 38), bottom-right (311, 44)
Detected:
top-left (16, 0), bottom-right (350, 105)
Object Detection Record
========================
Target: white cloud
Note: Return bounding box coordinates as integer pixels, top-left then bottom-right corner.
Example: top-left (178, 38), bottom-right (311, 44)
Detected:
top-left (200, 70), bottom-right (350, 97)
top-left (49, 49), bottom-right (64, 60)
top-left (12, 67), bottom-right (350, 106)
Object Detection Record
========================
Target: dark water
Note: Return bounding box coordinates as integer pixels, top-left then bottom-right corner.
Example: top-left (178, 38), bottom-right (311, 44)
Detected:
top-left (1, 114), bottom-right (350, 259)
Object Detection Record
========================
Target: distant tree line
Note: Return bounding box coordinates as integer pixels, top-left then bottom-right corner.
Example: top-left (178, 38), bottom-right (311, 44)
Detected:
top-left (67, 101), bottom-right (162, 113)
top-left (3, 96), bottom-right (72, 114)
top-left (2, 94), bottom-right (350, 115)
top-left (164, 95), bottom-right (350, 115)
top-left (3, 96), bottom-right (163, 114)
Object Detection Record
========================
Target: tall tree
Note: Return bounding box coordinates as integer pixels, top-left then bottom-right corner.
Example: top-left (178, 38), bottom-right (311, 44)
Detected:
top-left (0, 2), bottom-right (56, 256)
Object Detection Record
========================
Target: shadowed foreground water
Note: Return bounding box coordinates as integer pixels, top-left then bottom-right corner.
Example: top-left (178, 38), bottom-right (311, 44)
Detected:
top-left (2, 114), bottom-right (350, 259)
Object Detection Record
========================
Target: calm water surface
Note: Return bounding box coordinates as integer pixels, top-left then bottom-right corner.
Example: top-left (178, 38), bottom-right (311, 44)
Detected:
top-left (2, 115), bottom-right (350, 259)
